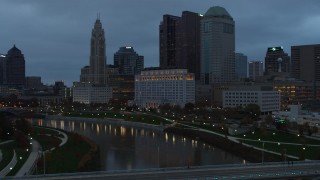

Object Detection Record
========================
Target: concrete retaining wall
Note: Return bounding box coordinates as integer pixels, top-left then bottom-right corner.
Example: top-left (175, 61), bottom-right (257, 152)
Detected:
top-left (45, 115), bottom-right (164, 132)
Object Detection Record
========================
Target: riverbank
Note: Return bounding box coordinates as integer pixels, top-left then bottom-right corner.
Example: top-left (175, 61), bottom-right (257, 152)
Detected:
top-left (32, 126), bottom-right (100, 174)
top-left (164, 127), bottom-right (288, 163)
top-left (45, 115), bottom-right (164, 132)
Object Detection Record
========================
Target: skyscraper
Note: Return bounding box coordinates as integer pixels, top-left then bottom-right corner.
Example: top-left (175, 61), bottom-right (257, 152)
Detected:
top-left (200, 6), bottom-right (235, 84)
top-left (235, 53), bottom-right (248, 80)
top-left (248, 61), bottom-right (264, 80)
top-left (159, 14), bottom-right (180, 68)
top-left (3, 45), bottom-right (25, 87)
top-left (81, 17), bottom-right (106, 84)
top-left (114, 46), bottom-right (144, 75)
top-left (291, 44), bottom-right (320, 82)
top-left (159, 11), bottom-right (202, 80)
top-left (0, 54), bottom-right (5, 84)
top-left (264, 46), bottom-right (290, 75)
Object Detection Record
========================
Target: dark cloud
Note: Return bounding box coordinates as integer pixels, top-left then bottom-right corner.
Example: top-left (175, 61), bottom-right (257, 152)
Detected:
top-left (0, 0), bottom-right (319, 86)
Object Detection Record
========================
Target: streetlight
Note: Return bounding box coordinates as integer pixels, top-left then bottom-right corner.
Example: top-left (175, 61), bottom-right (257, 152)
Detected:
top-left (262, 142), bottom-right (265, 164)
top-left (39, 151), bottom-right (47, 174)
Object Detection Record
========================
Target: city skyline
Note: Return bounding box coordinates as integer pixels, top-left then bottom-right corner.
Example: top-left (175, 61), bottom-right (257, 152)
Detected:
top-left (0, 0), bottom-right (319, 85)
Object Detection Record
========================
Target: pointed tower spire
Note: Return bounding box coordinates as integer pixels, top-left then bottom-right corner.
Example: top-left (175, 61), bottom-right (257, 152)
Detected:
top-left (97, 12), bottom-right (100, 20)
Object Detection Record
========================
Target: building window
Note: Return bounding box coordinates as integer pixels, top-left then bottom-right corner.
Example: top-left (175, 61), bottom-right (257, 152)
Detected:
top-left (204, 22), bottom-right (209, 33)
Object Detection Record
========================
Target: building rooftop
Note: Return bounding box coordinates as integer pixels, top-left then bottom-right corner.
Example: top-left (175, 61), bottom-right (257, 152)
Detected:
top-left (204, 6), bottom-right (233, 20)
top-left (7, 45), bottom-right (22, 55)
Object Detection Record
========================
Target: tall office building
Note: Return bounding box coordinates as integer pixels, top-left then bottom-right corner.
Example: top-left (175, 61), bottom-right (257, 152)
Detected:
top-left (114, 46), bottom-right (144, 75)
top-left (291, 44), bottom-right (320, 82)
top-left (200, 6), bottom-right (235, 84)
top-left (159, 14), bottom-right (180, 68)
top-left (159, 11), bottom-right (202, 80)
top-left (3, 45), bottom-right (25, 87)
top-left (81, 17), bottom-right (106, 84)
top-left (265, 46), bottom-right (290, 75)
top-left (0, 54), bottom-right (5, 84)
top-left (248, 61), bottom-right (264, 80)
top-left (235, 53), bottom-right (248, 80)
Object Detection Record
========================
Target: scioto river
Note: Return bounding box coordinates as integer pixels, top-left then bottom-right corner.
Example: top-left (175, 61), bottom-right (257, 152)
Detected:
top-left (34, 118), bottom-right (245, 171)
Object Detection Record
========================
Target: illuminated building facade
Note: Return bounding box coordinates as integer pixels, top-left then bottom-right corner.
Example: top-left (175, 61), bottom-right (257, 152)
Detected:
top-left (135, 69), bottom-right (195, 108)
top-left (291, 44), bottom-right (320, 82)
top-left (201, 6), bottom-right (235, 84)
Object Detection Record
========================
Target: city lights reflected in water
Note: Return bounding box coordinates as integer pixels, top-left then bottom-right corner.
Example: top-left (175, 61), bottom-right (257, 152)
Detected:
top-left (120, 126), bottom-right (126, 137)
top-left (60, 121), bottom-right (64, 130)
top-left (165, 133), bottom-right (168, 143)
top-left (33, 119), bottom-right (245, 171)
top-left (96, 124), bottom-right (100, 134)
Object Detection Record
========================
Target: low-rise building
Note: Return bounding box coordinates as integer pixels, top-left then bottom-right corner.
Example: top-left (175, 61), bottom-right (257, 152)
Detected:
top-left (72, 82), bottom-right (112, 104)
top-left (223, 90), bottom-right (280, 113)
top-left (273, 105), bottom-right (320, 128)
top-left (135, 68), bottom-right (195, 108)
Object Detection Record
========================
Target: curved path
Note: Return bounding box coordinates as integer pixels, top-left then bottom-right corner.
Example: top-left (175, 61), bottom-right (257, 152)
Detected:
top-left (15, 139), bottom-right (40, 176)
top-left (36, 127), bottom-right (68, 148)
top-left (15, 127), bottom-right (68, 177)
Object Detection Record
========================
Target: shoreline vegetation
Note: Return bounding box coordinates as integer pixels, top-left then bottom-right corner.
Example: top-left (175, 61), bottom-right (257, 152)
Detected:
top-left (32, 126), bottom-right (100, 174)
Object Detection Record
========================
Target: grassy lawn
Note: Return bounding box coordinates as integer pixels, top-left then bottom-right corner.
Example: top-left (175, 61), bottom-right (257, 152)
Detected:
top-left (235, 128), bottom-right (320, 145)
top-left (0, 143), bottom-right (14, 171)
top-left (32, 126), bottom-right (62, 151)
top-left (179, 122), bottom-right (228, 135)
top-left (0, 141), bottom-right (30, 177)
top-left (65, 112), bottom-right (171, 125)
top-left (33, 130), bottom-right (92, 174)
top-left (6, 142), bottom-right (30, 176)
top-left (241, 140), bottom-right (320, 160)
top-left (32, 126), bottom-right (60, 137)
top-left (234, 128), bottom-right (320, 160)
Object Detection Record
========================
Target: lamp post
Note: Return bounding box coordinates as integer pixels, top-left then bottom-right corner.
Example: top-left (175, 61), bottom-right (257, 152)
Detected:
top-left (262, 142), bottom-right (265, 164)
top-left (39, 151), bottom-right (46, 174)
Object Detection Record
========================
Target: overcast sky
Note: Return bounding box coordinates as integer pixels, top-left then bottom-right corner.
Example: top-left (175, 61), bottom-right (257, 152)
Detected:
top-left (1, 0), bottom-right (319, 86)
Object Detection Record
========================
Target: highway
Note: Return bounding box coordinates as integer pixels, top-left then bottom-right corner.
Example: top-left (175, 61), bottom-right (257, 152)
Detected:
top-left (8, 161), bottom-right (320, 180)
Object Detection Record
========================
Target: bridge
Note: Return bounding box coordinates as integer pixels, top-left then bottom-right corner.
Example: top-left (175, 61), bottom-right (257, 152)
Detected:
top-left (4, 160), bottom-right (320, 180)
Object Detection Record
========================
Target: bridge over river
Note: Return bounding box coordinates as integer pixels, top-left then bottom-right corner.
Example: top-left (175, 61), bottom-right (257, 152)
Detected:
top-left (5, 160), bottom-right (320, 180)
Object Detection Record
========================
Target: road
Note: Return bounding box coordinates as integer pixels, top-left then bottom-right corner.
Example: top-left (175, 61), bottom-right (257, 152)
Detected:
top-left (8, 161), bottom-right (320, 180)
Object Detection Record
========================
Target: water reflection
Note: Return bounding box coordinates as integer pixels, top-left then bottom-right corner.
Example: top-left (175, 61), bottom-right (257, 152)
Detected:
top-left (34, 119), bottom-right (244, 171)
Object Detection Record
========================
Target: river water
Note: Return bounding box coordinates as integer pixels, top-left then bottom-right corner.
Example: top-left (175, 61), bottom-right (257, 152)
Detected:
top-left (34, 118), bottom-right (245, 171)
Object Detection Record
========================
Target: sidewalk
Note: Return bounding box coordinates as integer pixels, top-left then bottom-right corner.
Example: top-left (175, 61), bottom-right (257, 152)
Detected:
top-left (15, 139), bottom-right (40, 176)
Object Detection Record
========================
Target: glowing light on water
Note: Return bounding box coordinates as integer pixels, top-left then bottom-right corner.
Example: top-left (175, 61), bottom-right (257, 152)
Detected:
top-left (120, 126), bottom-right (126, 137)
top-left (96, 124), bottom-right (100, 134)
top-left (165, 133), bottom-right (168, 143)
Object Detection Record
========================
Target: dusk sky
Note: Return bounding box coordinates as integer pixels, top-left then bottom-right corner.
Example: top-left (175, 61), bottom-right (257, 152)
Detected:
top-left (1, 0), bottom-right (319, 86)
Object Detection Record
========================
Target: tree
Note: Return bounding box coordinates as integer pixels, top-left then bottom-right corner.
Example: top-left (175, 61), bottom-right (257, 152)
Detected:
top-left (159, 103), bottom-right (171, 113)
top-left (312, 126), bottom-right (319, 135)
top-left (173, 105), bottom-right (182, 114)
top-left (244, 104), bottom-right (261, 121)
top-left (264, 115), bottom-right (273, 125)
top-left (184, 103), bottom-right (195, 114)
